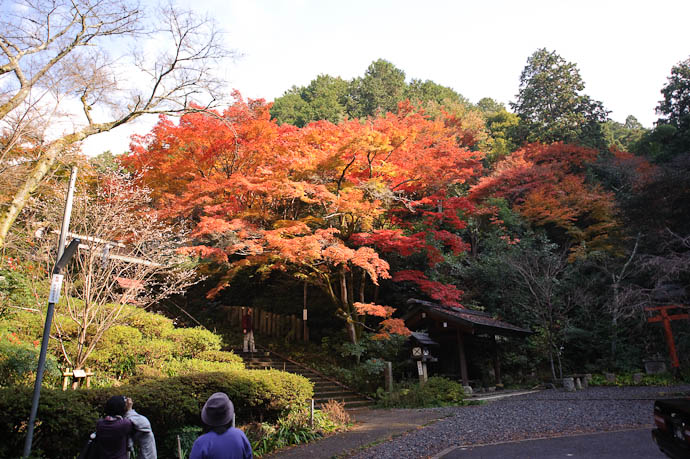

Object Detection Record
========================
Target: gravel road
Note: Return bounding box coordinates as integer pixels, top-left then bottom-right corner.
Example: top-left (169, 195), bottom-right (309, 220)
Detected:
top-left (349, 385), bottom-right (690, 459)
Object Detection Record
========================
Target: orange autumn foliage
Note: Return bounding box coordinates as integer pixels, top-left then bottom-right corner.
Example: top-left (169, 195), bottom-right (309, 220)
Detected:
top-left (470, 142), bottom-right (620, 255)
top-left (122, 93), bottom-right (483, 331)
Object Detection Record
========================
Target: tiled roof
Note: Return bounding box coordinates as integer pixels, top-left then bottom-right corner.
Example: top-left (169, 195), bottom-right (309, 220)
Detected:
top-left (409, 331), bottom-right (440, 346)
top-left (405, 298), bottom-right (532, 336)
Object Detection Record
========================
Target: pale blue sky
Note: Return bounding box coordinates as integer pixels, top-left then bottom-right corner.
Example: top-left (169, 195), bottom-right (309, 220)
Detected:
top-left (83, 0), bottom-right (690, 155)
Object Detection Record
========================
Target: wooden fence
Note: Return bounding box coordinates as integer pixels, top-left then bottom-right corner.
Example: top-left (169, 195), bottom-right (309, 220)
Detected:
top-left (223, 306), bottom-right (309, 342)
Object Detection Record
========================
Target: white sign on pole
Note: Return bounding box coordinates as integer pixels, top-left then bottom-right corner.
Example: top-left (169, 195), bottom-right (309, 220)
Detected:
top-left (48, 274), bottom-right (64, 304)
top-left (303, 309), bottom-right (308, 320)
top-left (417, 360), bottom-right (424, 376)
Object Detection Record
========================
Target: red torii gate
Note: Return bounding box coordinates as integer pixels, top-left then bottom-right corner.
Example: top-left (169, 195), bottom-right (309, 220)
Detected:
top-left (646, 305), bottom-right (688, 370)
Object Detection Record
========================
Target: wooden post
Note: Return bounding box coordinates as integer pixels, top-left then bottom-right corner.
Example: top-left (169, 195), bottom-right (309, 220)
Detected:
top-left (493, 335), bottom-right (502, 386)
top-left (422, 362), bottom-right (428, 384)
top-left (62, 369), bottom-right (72, 391)
top-left (85, 368), bottom-right (93, 389)
top-left (303, 282), bottom-right (309, 343)
top-left (456, 329), bottom-right (469, 386)
top-left (384, 361), bottom-right (393, 393)
top-left (417, 361), bottom-right (425, 386)
top-left (177, 435), bottom-right (183, 459)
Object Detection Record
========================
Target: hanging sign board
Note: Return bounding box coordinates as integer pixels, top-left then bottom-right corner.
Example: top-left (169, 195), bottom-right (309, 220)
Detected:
top-left (73, 369), bottom-right (86, 378)
top-left (48, 274), bottom-right (64, 304)
top-left (417, 361), bottom-right (424, 376)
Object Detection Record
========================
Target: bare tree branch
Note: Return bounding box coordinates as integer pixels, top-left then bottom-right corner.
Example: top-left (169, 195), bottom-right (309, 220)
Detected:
top-left (0, 0), bottom-right (235, 247)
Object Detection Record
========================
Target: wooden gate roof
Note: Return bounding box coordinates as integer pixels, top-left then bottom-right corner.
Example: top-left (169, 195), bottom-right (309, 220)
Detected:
top-left (404, 298), bottom-right (532, 337)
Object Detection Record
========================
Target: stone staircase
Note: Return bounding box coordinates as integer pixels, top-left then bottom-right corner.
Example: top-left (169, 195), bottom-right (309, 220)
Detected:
top-left (234, 348), bottom-right (374, 410)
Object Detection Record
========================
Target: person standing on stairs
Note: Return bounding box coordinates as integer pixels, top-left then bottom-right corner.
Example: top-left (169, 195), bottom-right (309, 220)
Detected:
top-left (242, 307), bottom-right (255, 353)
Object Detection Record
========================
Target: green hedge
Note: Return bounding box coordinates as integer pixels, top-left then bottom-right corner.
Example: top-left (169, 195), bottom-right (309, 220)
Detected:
top-left (0, 370), bottom-right (313, 459)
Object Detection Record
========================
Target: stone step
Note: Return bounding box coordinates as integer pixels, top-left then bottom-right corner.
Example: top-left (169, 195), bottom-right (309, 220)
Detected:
top-left (315, 389), bottom-right (357, 396)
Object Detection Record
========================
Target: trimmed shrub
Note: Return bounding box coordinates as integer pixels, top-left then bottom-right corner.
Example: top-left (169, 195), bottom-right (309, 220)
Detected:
top-left (159, 358), bottom-right (244, 376)
top-left (197, 349), bottom-right (244, 365)
top-left (89, 325), bottom-right (145, 376)
top-left (138, 338), bottom-right (176, 366)
top-left (165, 327), bottom-right (222, 358)
top-left (0, 370), bottom-right (313, 458)
top-left (122, 306), bottom-right (175, 338)
top-left (0, 386), bottom-right (98, 459)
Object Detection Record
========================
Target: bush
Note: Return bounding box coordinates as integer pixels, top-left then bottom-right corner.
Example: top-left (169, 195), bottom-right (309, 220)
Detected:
top-left (122, 306), bottom-right (175, 338)
top-left (245, 403), bottom-right (346, 457)
top-left (89, 325), bottom-right (145, 377)
top-left (1, 310), bottom-right (44, 343)
top-left (0, 334), bottom-right (60, 387)
top-left (376, 376), bottom-right (467, 408)
top-left (0, 267), bottom-right (39, 312)
top-left (165, 327), bottom-right (222, 358)
top-left (319, 399), bottom-right (350, 427)
top-left (159, 358), bottom-right (244, 377)
top-left (0, 387), bottom-right (98, 459)
top-left (197, 349), bottom-right (244, 365)
top-left (0, 370), bottom-right (313, 459)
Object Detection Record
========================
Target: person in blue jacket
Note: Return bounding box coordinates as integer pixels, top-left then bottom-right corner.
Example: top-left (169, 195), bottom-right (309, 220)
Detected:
top-left (190, 392), bottom-right (253, 459)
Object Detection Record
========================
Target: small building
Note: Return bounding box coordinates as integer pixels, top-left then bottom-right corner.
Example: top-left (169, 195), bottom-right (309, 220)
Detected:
top-left (403, 298), bottom-right (531, 387)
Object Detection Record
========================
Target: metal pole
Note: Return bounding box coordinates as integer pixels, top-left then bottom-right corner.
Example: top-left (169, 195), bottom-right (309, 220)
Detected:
top-left (23, 168), bottom-right (78, 458)
top-left (57, 167), bottom-right (78, 260)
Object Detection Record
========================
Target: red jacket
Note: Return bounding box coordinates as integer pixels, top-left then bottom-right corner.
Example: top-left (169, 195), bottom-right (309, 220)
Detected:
top-left (242, 312), bottom-right (253, 331)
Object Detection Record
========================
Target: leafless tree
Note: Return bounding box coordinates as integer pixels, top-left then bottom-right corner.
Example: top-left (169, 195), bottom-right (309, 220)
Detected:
top-left (505, 243), bottom-right (574, 381)
top-left (0, 0), bottom-right (233, 247)
top-left (29, 169), bottom-right (199, 373)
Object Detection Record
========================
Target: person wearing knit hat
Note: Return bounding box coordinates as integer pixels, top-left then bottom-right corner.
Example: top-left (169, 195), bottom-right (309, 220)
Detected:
top-left (96, 395), bottom-right (133, 459)
top-left (190, 392), bottom-right (253, 459)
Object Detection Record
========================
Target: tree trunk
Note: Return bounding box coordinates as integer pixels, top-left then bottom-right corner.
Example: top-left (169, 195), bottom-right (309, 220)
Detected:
top-left (548, 343), bottom-right (556, 382)
top-left (340, 269), bottom-right (358, 346)
top-left (0, 139), bottom-right (66, 246)
top-left (0, 119), bottom-right (132, 248)
top-left (556, 342), bottom-right (563, 379)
